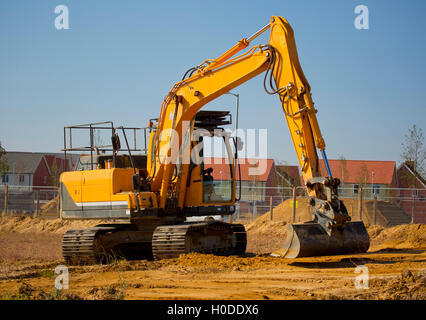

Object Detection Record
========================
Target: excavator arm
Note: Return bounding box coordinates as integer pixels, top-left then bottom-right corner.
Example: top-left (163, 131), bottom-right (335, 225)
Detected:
top-left (147, 16), bottom-right (370, 258)
top-left (151, 46), bottom-right (269, 207)
top-left (150, 17), bottom-right (327, 208)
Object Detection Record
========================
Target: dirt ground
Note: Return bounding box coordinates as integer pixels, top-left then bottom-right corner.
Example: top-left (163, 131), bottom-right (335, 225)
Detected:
top-left (0, 215), bottom-right (425, 300)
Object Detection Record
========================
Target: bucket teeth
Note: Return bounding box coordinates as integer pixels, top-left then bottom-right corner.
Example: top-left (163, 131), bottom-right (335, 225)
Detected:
top-left (272, 221), bottom-right (370, 258)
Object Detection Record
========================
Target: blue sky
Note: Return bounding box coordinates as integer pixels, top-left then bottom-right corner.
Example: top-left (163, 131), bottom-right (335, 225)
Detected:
top-left (0, 0), bottom-right (425, 167)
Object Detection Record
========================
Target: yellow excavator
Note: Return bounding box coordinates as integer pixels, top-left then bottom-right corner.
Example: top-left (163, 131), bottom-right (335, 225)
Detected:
top-left (60, 16), bottom-right (370, 264)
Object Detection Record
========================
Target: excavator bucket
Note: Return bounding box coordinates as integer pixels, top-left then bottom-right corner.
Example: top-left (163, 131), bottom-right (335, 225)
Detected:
top-left (271, 221), bottom-right (370, 258)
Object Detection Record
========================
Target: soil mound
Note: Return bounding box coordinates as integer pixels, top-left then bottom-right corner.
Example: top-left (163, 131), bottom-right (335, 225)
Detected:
top-left (377, 269), bottom-right (426, 300)
top-left (246, 197), bottom-right (312, 231)
top-left (244, 197), bottom-right (425, 252)
top-left (246, 197), bottom-right (360, 234)
top-left (0, 216), bottom-right (111, 235)
top-left (40, 197), bottom-right (59, 213)
top-left (367, 224), bottom-right (426, 250)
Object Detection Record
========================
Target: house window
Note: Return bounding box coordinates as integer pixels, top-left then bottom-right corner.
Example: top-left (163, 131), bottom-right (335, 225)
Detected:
top-left (19, 175), bottom-right (25, 183)
top-left (412, 189), bottom-right (418, 197)
top-left (43, 176), bottom-right (47, 184)
top-left (353, 184), bottom-right (359, 195)
top-left (373, 185), bottom-right (380, 195)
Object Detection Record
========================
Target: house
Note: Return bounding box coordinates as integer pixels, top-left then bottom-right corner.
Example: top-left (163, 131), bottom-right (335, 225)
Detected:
top-left (0, 152), bottom-right (78, 187)
top-left (311, 159), bottom-right (398, 200)
top-left (397, 160), bottom-right (426, 189)
top-left (204, 157), bottom-right (278, 215)
top-left (396, 161), bottom-right (426, 223)
top-left (204, 157), bottom-right (277, 197)
top-left (275, 165), bottom-right (302, 188)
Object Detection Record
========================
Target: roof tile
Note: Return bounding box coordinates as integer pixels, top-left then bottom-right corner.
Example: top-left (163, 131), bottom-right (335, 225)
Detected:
top-left (318, 159), bottom-right (396, 185)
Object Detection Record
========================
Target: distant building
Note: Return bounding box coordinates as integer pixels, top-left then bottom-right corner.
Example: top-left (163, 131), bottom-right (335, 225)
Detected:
top-left (0, 152), bottom-right (79, 187)
top-left (396, 161), bottom-right (426, 223)
top-left (397, 160), bottom-right (426, 189)
top-left (204, 157), bottom-right (277, 198)
top-left (311, 159), bottom-right (398, 199)
top-left (204, 157), bottom-right (279, 215)
top-left (275, 165), bottom-right (302, 188)
top-left (295, 158), bottom-right (424, 223)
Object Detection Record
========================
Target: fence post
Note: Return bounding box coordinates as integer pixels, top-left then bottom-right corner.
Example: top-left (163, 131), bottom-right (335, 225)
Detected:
top-left (269, 196), bottom-right (273, 221)
top-left (373, 196), bottom-right (377, 225)
top-left (292, 186), bottom-right (296, 223)
top-left (358, 187), bottom-right (363, 221)
top-left (57, 186), bottom-right (61, 218)
top-left (34, 189), bottom-right (40, 218)
top-left (3, 185), bottom-right (8, 217)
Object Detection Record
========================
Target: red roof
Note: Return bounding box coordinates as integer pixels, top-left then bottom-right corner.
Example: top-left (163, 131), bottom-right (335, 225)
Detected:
top-left (318, 159), bottom-right (396, 185)
top-left (203, 158), bottom-right (274, 182)
top-left (44, 155), bottom-right (67, 172)
top-left (276, 165), bottom-right (301, 186)
top-left (397, 161), bottom-right (426, 188)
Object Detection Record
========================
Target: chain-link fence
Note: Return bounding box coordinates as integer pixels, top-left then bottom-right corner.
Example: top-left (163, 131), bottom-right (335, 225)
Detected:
top-left (1, 184), bottom-right (424, 225)
top-left (0, 185), bottom-right (59, 218)
top-left (233, 185), bottom-right (426, 226)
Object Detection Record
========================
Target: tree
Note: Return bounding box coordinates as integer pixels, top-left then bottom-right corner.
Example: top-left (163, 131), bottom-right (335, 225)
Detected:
top-left (338, 154), bottom-right (348, 183)
top-left (0, 141), bottom-right (9, 180)
top-left (401, 124), bottom-right (425, 185)
top-left (49, 160), bottom-right (61, 187)
top-left (355, 163), bottom-right (370, 198)
top-left (275, 159), bottom-right (293, 188)
top-left (356, 163), bottom-right (369, 187)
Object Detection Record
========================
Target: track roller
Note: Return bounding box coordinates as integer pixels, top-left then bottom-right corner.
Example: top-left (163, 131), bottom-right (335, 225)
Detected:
top-left (152, 221), bottom-right (247, 260)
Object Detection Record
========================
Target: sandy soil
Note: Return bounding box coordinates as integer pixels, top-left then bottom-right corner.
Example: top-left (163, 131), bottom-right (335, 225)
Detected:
top-left (0, 216), bottom-right (425, 300)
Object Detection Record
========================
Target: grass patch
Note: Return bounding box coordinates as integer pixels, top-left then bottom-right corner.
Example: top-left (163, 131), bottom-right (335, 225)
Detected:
top-left (39, 269), bottom-right (55, 278)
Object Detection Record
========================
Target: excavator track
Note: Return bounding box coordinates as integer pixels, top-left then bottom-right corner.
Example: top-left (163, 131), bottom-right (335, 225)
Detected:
top-left (63, 221), bottom-right (246, 264)
top-left (231, 223), bottom-right (247, 255)
top-left (152, 221), bottom-right (247, 260)
top-left (62, 225), bottom-right (130, 265)
top-left (63, 227), bottom-right (104, 265)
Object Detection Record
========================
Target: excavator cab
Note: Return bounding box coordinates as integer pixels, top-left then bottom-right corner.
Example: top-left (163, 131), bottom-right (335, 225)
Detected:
top-left (177, 111), bottom-right (238, 213)
top-left (196, 112), bottom-right (235, 205)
